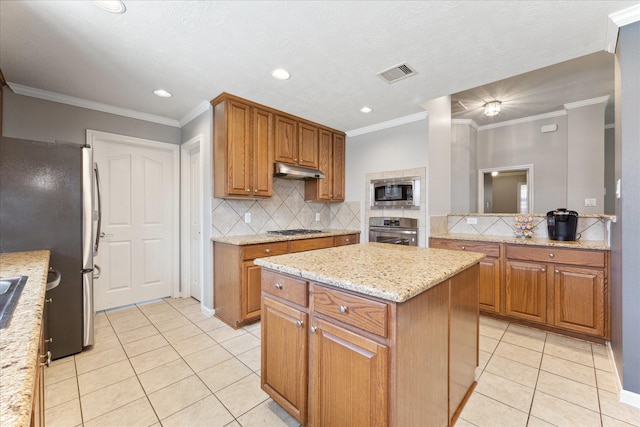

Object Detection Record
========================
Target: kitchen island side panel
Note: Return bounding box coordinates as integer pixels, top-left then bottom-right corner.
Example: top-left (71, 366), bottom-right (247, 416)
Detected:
top-left (393, 279), bottom-right (450, 427)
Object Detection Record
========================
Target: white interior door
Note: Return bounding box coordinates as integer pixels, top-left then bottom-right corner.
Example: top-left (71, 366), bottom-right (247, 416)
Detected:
top-left (90, 131), bottom-right (179, 311)
top-left (189, 146), bottom-right (202, 301)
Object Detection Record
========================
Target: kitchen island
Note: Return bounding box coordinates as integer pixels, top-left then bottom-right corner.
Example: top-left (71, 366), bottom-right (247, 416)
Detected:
top-left (255, 243), bottom-right (485, 427)
top-left (0, 250), bottom-right (50, 427)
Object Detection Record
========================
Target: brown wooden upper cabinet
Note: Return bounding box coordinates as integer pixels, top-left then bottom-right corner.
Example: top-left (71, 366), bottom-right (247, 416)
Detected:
top-left (305, 130), bottom-right (345, 202)
top-left (212, 94), bottom-right (274, 198)
top-left (274, 115), bottom-right (319, 169)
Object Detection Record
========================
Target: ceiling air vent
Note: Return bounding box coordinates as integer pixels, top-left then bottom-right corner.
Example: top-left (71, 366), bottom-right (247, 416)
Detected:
top-left (451, 100), bottom-right (468, 114)
top-left (376, 62), bottom-right (417, 84)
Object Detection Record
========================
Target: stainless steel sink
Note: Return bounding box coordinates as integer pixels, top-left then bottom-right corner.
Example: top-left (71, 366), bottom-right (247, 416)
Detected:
top-left (0, 276), bottom-right (28, 329)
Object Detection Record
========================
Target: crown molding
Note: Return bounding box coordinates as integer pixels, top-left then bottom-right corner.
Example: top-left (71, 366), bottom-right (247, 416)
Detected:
top-left (478, 110), bottom-right (566, 131)
top-left (346, 111), bottom-right (428, 137)
top-left (8, 83), bottom-right (181, 127)
top-left (179, 101), bottom-right (210, 127)
top-left (451, 118), bottom-right (478, 129)
top-left (605, 4), bottom-right (640, 53)
top-left (564, 95), bottom-right (609, 110)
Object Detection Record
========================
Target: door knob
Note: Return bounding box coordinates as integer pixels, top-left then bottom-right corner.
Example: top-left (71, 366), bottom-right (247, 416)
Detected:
top-left (100, 232), bottom-right (113, 238)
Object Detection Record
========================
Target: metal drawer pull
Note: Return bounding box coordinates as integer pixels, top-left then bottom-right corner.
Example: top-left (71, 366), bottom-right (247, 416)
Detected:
top-left (549, 253), bottom-right (555, 258)
top-left (295, 320), bottom-right (304, 328)
top-left (541, 268), bottom-right (546, 272)
top-left (265, 248), bottom-right (271, 253)
top-left (461, 246), bottom-right (466, 250)
top-left (274, 283), bottom-right (283, 290)
top-left (555, 269), bottom-right (560, 273)
top-left (310, 326), bottom-right (317, 333)
top-left (345, 238), bottom-right (350, 242)
top-left (339, 305), bottom-right (348, 314)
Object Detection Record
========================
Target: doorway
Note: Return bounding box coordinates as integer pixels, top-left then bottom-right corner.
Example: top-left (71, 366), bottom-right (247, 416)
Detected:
top-left (88, 130), bottom-right (179, 311)
top-left (180, 136), bottom-right (203, 301)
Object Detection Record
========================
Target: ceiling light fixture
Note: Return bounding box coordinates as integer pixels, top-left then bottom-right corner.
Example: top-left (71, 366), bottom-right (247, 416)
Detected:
top-left (360, 106), bottom-right (373, 113)
top-left (484, 100), bottom-right (501, 116)
top-left (92, 0), bottom-right (126, 14)
top-left (153, 89), bottom-right (172, 98)
top-left (491, 171), bottom-right (499, 177)
top-left (271, 69), bottom-right (291, 80)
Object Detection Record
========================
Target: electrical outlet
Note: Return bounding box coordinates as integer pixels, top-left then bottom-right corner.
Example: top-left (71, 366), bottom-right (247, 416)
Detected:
top-left (584, 198), bottom-right (596, 207)
top-left (466, 217), bottom-right (478, 225)
top-left (315, 213), bottom-right (320, 221)
top-left (244, 212), bottom-right (251, 223)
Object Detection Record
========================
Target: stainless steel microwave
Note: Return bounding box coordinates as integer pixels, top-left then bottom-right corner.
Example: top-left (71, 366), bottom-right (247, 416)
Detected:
top-left (370, 177), bottom-right (420, 209)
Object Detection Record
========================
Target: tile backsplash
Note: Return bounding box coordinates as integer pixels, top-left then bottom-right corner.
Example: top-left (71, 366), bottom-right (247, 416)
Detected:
top-left (212, 178), bottom-right (361, 237)
top-left (431, 213), bottom-right (611, 242)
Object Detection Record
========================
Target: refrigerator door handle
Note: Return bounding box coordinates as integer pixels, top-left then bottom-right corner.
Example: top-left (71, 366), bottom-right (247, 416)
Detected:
top-left (93, 163), bottom-right (102, 256)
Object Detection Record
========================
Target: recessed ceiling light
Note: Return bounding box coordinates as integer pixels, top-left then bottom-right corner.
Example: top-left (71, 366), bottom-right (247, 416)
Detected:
top-left (271, 69), bottom-right (291, 80)
top-left (153, 89), bottom-right (172, 98)
top-left (92, 0), bottom-right (126, 14)
top-left (491, 171), bottom-right (499, 177)
top-left (360, 107), bottom-right (373, 113)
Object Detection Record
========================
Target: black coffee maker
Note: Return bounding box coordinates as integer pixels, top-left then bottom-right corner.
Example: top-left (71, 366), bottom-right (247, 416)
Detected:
top-left (546, 208), bottom-right (579, 241)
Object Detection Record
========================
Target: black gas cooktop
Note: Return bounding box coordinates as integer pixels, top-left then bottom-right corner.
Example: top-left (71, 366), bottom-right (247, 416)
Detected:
top-left (267, 229), bottom-right (323, 236)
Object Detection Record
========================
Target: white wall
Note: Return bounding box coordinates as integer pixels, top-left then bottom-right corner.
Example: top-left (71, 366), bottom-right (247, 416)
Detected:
top-left (477, 115), bottom-right (568, 213)
top-left (345, 118), bottom-right (429, 234)
top-left (181, 108), bottom-right (213, 311)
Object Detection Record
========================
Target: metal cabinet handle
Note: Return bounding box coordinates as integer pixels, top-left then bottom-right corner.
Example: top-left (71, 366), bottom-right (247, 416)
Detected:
top-left (45, 338), bottom-right (53, 344)
top-left (461, 246), bottom-right (466, 250)
top-left (345, 238), bottom-right (350, 242)
top-left (555, 269), bottom-right (560, 274)
top-left (339, 305), bottom-right (348, 314)
top-left (274, 283), bottom-right (283, 290)
top-left (549, 253), bottom-right (555, 258)
top-left (45, 298), bottom-right (53, 304)
top-left (295, 320), bottom-right (304, 328)
top-left (265, 249), bottom-right (271, 254)
top-left (541, 268), bottom-right (546, 272)
top-left (310, 326), bottom-right (317, 333)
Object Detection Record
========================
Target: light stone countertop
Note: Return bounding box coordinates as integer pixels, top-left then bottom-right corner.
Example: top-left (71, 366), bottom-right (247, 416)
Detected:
top-left (211, 229), bottom-right (360, 245)
top-left (254, 242), bottom-right (485, 303)
top-left (0, 250), bottom-right (50, 427)
top-left (429, 233), bottom-right (610, 250)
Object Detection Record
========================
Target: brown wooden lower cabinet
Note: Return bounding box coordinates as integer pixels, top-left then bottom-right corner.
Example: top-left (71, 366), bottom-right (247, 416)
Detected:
top-left (504, 259), bottom-right (548, 323)
top-left (261, 264), bottom-right (479, 426)
top-left (214, 234), bottom-right (359, 328)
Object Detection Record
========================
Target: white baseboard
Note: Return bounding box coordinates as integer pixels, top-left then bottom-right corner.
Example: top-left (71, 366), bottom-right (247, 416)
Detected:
top-left (607, 342), bottom-right (640, 409)
top-left (201, 305), bottom-right (215, 317)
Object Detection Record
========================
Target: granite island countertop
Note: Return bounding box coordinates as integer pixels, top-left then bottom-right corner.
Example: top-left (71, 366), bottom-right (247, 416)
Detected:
top-left (429, 233), bottom-right (609, 250)
top-left (254, 242), bottom-right (485, 303)
top-left (211, 229), bottom-right (360, 245)
top-left (0, 250), bottom-right (50, 427)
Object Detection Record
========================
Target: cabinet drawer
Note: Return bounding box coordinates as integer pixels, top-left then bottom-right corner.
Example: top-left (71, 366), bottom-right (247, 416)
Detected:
top-left (430, 239), bottom-right (499, 257)
top-left (334, 234), bottom-right (358, 246)
top-left (244, 241), bottom-right (289, 260)
top-left (290, 237), bottom-right (334, 253)
top-left (506, 245), bottom-right (605, 268)
top-left (312, 285), bottom-right (388, 337)
top-left (262, 270), bottom-right (308, 307)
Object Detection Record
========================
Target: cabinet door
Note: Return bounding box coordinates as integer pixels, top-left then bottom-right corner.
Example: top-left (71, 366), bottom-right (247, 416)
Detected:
top-left (261, 296), bottom-right (308, 424)
top-left (309, 316), bottom-right (388, 427)
top-left (505, 260), bottom-right (547, 323)
top-left (479, 257), bottom-right (501, 313)
top-left (227, 100), bottom-right (252, 195)
top-left (552, 266), bottom-right (605, 336)
top-left (331, 133), bottom-right (345, 201)
top-left (316, 129), bottom-right (333, 200)
top-left (298, 122), bottom-right (319, 168)
top-left (274, 115), bottom-right (298, 165)
top-left (241, 261), bottom-right (262, 322)
top-left (252, 107), bottom-right (273, 197)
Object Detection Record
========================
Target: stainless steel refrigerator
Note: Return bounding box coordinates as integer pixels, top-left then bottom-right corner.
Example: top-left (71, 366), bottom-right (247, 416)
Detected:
top-left (0, 136), bottom-right (98, 360)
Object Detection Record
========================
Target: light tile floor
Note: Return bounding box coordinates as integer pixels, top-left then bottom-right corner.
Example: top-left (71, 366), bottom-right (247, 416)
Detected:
top-left (43, 298), bottom-right (639, 427)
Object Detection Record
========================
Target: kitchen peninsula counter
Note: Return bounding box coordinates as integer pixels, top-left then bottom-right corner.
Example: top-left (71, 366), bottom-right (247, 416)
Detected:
top-left (0, 250), bottom-right (50, 427)
top-left (211, 229), bottom-right (359, 246)
top-left (256, 243), bottom-right (484, 426)
top-left (254, 242), bottom-right (485, 302)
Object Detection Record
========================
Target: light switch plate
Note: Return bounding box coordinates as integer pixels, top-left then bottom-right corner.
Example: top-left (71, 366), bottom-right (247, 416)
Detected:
top-left (315, 213), bottom-right (320, 221)
top-left (616, 179), bottom-right (621, 199)
top-left (244, 212), bottom-right (251, 223)
top-left (585, 198), bottom-right (596, 207)
top-left (466, 217), bottom-right (478, 225)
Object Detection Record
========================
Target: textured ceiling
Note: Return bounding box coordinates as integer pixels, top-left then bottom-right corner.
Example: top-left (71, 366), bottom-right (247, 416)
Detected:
top-left (0, 1), bottom-right (637, 132)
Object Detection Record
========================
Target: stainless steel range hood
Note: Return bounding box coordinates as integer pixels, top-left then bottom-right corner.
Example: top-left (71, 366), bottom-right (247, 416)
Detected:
top-left (274, 162), bottom-right (325, 180)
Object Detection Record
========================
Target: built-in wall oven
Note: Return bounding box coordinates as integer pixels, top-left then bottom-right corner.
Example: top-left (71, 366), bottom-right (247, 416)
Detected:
top-left (368, 217), bottom-right (418, 246)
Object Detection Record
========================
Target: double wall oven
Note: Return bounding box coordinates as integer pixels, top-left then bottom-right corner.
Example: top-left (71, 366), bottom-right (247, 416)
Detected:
top-left (368, 217), bottom-right (418, 246)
